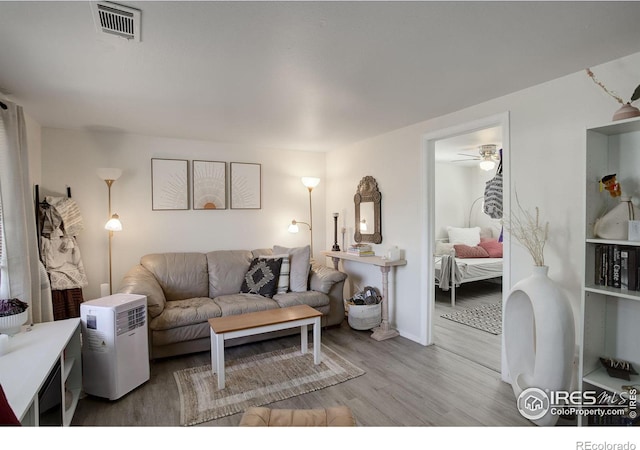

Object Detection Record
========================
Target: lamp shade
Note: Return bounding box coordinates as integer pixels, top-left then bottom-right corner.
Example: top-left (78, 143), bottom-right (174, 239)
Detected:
top-left (97, 168), bottom-right (123, 181)
top-left (105, 213), bottom-right (123, 231)
top-left (479, 160), bottom-right (496, 171)
top-left (288, 220), bottom-right (299, 233)
top-left (301, 177), bottom-right (320, 189)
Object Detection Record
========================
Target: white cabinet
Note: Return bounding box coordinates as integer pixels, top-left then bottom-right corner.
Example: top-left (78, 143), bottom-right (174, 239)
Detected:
top-left (0, 318), bottom-right (81, 426)
top-left (580, 117), bottom-right (640, 426)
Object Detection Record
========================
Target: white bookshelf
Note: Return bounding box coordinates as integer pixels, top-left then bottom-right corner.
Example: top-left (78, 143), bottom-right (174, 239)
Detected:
top-left (0, 318), bottom-right (81, 426)
top-left (580, 117), bottom-right (640, 426)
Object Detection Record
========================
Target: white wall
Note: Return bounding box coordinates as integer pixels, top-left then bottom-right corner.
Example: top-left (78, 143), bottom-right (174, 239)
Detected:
top-left (41, 129), bottom-right (327, 300)
top-left (24, 112), bottom-right (41, 185)
top-left (325, 51), bottom-right (640, 344)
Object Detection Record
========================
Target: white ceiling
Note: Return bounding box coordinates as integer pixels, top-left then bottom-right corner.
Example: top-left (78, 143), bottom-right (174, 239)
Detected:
top-left (1, 1), bottom-right (640, 152)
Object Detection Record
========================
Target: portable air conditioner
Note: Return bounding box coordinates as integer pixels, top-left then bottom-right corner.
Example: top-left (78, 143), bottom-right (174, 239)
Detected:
top-left (81, 293), bottom-right (149, 400)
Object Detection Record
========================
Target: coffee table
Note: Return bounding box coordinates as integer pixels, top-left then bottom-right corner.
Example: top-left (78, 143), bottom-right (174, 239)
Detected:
top-left (208, 304), bottom-right (322, 389)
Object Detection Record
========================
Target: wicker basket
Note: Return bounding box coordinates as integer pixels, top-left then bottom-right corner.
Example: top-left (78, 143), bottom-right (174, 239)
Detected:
top-left (347, 303), bottom-right (381, 330)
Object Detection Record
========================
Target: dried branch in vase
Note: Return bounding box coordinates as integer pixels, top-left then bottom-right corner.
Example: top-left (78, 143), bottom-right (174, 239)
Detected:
top-left (502, 193), bottom-right (549, 266)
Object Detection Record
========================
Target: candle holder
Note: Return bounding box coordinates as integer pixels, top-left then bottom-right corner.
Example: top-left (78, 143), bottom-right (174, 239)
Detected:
top-left (332, 213), bottom-right (341, 251)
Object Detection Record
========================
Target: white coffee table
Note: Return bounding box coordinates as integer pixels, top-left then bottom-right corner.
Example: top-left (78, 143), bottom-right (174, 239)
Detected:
top-left (208, 305), bottom-right (322, 389)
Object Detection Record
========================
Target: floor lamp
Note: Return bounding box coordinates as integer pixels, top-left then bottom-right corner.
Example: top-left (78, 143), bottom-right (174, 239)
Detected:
top-left (288, 177), bottom-right (320, 256)
top-left (97, 168), bottom-right (123, 295)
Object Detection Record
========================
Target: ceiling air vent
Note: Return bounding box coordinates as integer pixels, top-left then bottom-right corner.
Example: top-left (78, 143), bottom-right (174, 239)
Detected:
top-left (91, 2), bottom-right (141, 42)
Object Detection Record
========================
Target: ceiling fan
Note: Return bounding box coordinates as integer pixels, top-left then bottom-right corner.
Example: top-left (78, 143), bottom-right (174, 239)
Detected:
top-left (454, 144), bottom-right (500, 171)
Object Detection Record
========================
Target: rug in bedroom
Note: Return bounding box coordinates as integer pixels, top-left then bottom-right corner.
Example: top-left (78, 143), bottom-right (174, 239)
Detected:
top-left (440, 302), bottom-right (502, 335)
top-left (173, 344), bottom-right (365, 426)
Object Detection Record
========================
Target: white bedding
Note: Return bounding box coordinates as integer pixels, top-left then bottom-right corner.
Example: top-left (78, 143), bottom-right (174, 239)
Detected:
top-left (434, 256), bottom-right (502, 280)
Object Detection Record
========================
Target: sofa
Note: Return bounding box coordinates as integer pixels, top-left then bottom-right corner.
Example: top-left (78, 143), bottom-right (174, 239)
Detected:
top-left (117, 246), bottom-right (347, 359)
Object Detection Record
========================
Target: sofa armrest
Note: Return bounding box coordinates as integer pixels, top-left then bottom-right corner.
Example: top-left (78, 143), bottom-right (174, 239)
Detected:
top-left (309, 264), bottom-right (347, 294)
top-left (117, 265), bottom-right (166, 318)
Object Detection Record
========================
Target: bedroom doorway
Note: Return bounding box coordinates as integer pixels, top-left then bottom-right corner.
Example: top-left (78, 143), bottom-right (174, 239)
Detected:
top-left (420, 113), bottom-right (510, 382)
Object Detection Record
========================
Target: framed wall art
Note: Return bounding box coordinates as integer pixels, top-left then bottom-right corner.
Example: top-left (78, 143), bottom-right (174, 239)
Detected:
top-left (192, 160), bottom-right (227, 210)
top-left (230, 162), bottom-right (261, 209)
top-left (151, 158), bottom-right (189, 210)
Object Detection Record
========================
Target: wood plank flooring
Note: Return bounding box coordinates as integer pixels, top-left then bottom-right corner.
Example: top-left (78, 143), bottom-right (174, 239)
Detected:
top-left (71, 306), bottom-right (531, 427)
top-left (434, 279), bottom-right (503, 372)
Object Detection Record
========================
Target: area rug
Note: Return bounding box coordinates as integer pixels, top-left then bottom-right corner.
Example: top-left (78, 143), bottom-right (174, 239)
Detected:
top-left (440, 302), bottom-right (502, 335)
top-left (173, 344), bottom-right (365, 426)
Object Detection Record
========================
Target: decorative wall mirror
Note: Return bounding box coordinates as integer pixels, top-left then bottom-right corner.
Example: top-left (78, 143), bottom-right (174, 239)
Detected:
top-left (354, 175), bottom-right (382, 244)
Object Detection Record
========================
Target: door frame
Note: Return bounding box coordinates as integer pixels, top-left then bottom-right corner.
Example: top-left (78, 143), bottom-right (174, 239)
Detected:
top-left (419, 112), bottom-right (511, 382)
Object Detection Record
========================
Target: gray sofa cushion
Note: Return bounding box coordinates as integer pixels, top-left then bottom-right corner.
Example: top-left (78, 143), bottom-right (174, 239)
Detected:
top-left (149, 297), bottom-right (222, 331)
top-left (272, 291), bottom-right (330, 309)
top-left (118, 264), bottom-right (166, 318)
top-left (273, 245), bottom-right (310, 292)
top-left (310, 264), bottom-right (348, 294)
top-left (214, 293), bottom-right (279, 316)
top-left (206, 250), bottom-right (253, 298)
top-left (141, 253), bottom-right (208, 301)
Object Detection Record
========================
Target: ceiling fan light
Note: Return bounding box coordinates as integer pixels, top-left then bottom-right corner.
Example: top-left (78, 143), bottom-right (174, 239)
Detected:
top-left (479, 159), bottom-right (496, 171)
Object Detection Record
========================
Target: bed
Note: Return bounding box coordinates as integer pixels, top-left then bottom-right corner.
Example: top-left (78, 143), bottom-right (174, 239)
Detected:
top-left (434, 226), bottom-right (503, 307)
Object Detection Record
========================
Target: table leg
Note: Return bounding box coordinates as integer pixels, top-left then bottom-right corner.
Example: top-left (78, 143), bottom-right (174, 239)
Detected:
top-left (371, 266), bottom-right (400, 341)
top-left (313, 317), bottom-right (321, 364)
top-left (210, 330), bottom-right (217, 374)
top-left (215, 334), bottom-right (225, 389)
top-left (301, 324), bottom-right (308, 354)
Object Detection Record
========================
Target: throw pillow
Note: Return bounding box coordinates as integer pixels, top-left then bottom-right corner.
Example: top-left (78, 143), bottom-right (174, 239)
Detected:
top-left (478, 239), bottom-right (503, 258)
top-left (259, 254), bottom-right (290, 294)
top-left (435, 242), bottom-right (454, 256)
top-left (453, 244), bottom-right (490, 258)
top-left (273, 245), bottom-right (311, 292)
top-left (240, 257), bottom-right (283, 298)
top-left (447, 226), bottom-right (481, 246)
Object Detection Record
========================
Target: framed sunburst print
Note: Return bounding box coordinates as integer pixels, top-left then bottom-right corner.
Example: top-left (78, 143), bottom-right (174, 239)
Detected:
top-left (192, 160), bottom-right (226, 210)
top-left (230, 162), bottom-right (261, 209)
top-left (151, 158), bottom-right (189, 210)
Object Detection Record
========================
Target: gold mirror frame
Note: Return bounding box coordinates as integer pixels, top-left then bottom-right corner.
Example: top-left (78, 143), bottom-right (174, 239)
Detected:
top-left (354, 175), bottom-right (382, 244)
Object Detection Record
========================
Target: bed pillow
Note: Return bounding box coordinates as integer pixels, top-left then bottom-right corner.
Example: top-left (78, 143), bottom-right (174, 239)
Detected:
top-left (478, 239), bottom-right (503, 258)
top-left (435, 242), bottom-right (454, 256)
top-left (447, 226), bottom-right (481, 246)
top-left (454, 244), bottom-right (489, 258)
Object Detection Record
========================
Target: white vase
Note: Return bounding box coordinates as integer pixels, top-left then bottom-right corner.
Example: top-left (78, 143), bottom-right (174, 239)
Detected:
top-left (594, 196), bottom-right (640, 240)
top-left (504, 265), bottom-right (575, 426)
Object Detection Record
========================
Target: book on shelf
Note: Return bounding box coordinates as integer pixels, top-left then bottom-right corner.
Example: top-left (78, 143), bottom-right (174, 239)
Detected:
top-left (594, 244), bottom-right (640, 291)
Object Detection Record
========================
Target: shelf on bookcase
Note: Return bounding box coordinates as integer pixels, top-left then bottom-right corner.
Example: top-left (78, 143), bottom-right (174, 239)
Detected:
top-left (584, 284), bottom-right (640, 301)
top-left (583, 366), bottom-right (640, 395)
top-left (587, 239), bottom-right (640, 247)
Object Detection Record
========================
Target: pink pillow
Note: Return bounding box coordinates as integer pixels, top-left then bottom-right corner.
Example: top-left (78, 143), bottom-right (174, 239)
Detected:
top-left (454, 244), bottom-right (489, 258)
top-left (478, 239), bottom-right (503, 258)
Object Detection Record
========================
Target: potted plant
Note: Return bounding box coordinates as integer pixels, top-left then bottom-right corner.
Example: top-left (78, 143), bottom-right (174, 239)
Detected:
top-left (0, 298), bottom-right (29, 336)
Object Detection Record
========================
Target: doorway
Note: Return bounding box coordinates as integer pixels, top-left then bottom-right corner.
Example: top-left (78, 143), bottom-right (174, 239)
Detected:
top-left (420, 113), bottom-right (511, 382)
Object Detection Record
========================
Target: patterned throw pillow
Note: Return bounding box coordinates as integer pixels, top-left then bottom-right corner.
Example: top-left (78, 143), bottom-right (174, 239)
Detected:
top-left (478, 239), bottom-right (503, 258)
top-left (240, 257), bottom-right (283, 298)
top-left (259, 254), bottom-right (290, 294)
top-left (453, 244), bottom-right (490, 258)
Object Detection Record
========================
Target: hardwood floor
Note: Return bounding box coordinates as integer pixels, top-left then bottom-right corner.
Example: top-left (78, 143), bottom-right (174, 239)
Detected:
top-left (71, 310), bottom-right (531, 427)
top-left (434, 279), bottom-right (503, 372)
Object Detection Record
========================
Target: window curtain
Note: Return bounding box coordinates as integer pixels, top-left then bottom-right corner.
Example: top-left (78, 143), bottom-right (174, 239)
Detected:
top-left (0, 101), bottom-right (53, 324)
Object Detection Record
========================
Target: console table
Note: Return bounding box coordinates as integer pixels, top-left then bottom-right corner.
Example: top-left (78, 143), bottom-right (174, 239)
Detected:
top-left (0, 318), bottom-right (81, 426)
top-left (322, 251), bottom-right (406, 341)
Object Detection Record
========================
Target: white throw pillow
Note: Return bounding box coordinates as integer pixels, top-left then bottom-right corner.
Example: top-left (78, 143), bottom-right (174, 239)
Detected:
top-left (447, 226), bottom-right (481, 247)
top-left (273, 245), bottom-right (311, 292)
top-left (435, 242), bottom-right (455, 256)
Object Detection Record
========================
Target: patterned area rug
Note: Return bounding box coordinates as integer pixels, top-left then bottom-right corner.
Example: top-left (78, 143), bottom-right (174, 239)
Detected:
top-left (173, 344), bottom-right (364, 426)
top-left (440, 302), bottom-right (502, 335)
